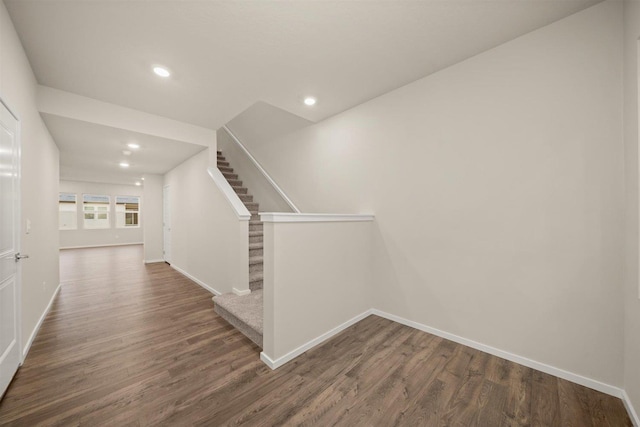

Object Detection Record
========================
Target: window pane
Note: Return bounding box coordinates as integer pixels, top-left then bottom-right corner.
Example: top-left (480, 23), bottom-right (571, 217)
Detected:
top-left (59, 193), bottom-right (77, 230)
top-left (116, 196), bottom-right (140, 228)
top-left (83, 195), bottom-right (110, 229)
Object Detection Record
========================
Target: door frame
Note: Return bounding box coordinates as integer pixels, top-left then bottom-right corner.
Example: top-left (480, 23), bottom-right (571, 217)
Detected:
top-left (0, 95), bottom-right (23, 367)
top-left (163, 185), bottom-right (171, 264)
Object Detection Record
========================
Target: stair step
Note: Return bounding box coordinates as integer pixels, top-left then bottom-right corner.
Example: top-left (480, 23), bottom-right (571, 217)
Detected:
top-left (249, 256), bottom-right (263, 265)
top-left (250, 270), bottom-right (263, 282)
top-left (213, 290), bottom-right (263, 348)
top-left (217, 150), bottom-right (222, 155)
top-left (223, 172), bottom-right (239, 180)
top-left (249, 235), bottom-right (263, 244)
top-left (218, 166), bottom-right (233, 173)
top-left (249, 246), bottom-right (263, 257)
top-left (249, 222), bottom-right (262, 232)
top-left (232, 186), bottom-right (248, 195)
top-left (239, 194), bottom-right (254, 203)
top-left (227, 179), bottom-right (243, 187)
top-left (218, 161), bottom-right (230, 167)
top-left (245, 202), bottom-right (259, 211)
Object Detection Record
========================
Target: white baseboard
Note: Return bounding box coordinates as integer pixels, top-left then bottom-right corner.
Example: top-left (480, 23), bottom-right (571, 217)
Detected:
top-left (622, 390), bottom-right (640, 427)
top-left (171, 264), bottom-right (221, 296)
top-left (232, 288), bottom-right (251, 296)
top-left (22, 283), bottom-right (61, 362)
top-left (370, 309), bottom-right (623, 398)
top-left (260, 309), bottom-right (373, 370)
top-left (60, 242), bottom-right (143, 250)
top-left (144, 259), bottom-right (165, 264)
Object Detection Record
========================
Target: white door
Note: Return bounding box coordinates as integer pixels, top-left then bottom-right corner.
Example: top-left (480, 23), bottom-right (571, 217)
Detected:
top-left (0, 100), bottom-right (21, 398)
top-left (163, 185), bottom-right (171, 264)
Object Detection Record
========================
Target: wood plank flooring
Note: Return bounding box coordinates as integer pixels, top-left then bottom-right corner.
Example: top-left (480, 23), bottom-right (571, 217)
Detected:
top-left (0, 245), bottom-right (632, 426)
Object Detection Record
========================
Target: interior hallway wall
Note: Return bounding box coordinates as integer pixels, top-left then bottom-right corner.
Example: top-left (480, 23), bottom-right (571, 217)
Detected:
top-left (230, 1), bottom-right (625, 387)
top-left (164, 149), bottom-right (245, 295)
top-left (623, 0), bottom-right (640, 416)
top-left (0, 1), bottom-right (60, 354)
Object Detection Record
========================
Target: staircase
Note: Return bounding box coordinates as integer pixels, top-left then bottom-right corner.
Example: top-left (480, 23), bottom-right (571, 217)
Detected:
top-left (212, 150), bottom-right (263, 348)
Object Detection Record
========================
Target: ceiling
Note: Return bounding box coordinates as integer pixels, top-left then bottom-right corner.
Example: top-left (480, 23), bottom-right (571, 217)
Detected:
top-left (42, 114), bottom-right (205, 185)
top-left (6, 0), bottom-right (602, 130)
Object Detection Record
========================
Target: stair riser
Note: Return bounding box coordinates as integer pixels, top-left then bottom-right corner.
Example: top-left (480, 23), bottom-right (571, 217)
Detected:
top-left (213, 304), bottom-right (262, 347)
top-left (227, 179), bottom-right (243, 187)
top-left (249, 235), bottom-right (263, 244)
top-left (249, 281), bottom-right (263, 292)
top-left (218, 166), bottom-right (233, 173)
top-left (245, 203), bottom-right (259, 211)
top-left (240, 195), bottom-right (254, 203)
top-left (223, 173), bottom-right (239, 180)
top-left (218, 161), bottom-right (230, 167)
top-left (250, 264), bottom-right (263, 274)
top-left (249, 223), bottom-right (262, 232)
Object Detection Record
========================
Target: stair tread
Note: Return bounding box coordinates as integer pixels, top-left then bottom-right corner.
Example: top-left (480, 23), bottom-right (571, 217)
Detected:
top-left (249, 255), bottom-right (263, 264)
top-left (213, 290), bottom-right (263, 333)
top-left (249, 242), bottom-right (263, 249)
top-left (249, 230), bottom-right (263, 236)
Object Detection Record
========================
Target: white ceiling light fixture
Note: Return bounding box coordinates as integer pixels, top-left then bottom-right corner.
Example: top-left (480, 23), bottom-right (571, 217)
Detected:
top-left (135, 181), bottom-right (141, 186)
top-left (119, 162), bottom-right (130, 168)
top-left (127, 143), bottom-right (140, 149)
top-left (153, 66), bottom-right (171, 78)
top-left (303, 96), bottom-right (317, 106)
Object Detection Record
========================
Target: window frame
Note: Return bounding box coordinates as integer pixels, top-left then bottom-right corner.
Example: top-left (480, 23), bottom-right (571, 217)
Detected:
top-left (82, 194), bottom-right (111, 230)
top-left (58, 192), bottom-right (78, 230)
top-left (115, 195), bottom-right (141, 229)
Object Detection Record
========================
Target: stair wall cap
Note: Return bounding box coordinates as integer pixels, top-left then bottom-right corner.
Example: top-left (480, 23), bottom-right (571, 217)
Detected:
top-left (259, 213), bottom-right (375, 223)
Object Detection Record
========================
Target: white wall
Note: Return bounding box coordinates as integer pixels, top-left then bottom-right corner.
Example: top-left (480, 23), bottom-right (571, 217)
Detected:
top-left (164, 149), bottom-right (247, 295)
top-left (262, 219), bottom-right (373, 363)
top-left (232, 1), bottom-right (625, 387)
top-left (59, 180), bottom-right (143, 248)
top-left (0, 2), bottom-right (60, 354)
top-left (623, 0), bottom-right (640, 418)
top-left (142, 174), bottom-right (164, 263)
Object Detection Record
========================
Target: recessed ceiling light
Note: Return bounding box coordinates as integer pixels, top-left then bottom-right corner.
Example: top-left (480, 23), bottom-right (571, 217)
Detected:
top-left (303, 97), bottom-right (317, 106)
top-left (128, 143), bottom-right (140, 149)
top-left (119, 162), bottom-right (130, 168)
top-left (135, 181), bottom-right (141, 186)
top-left (153, 66), bottom-right (171, 77)
top-left (141, 177), bottom-right (145, 181)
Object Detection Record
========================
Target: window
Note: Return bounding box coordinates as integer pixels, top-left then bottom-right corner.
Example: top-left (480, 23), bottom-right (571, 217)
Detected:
top-left (59, 193), bottom-right (77, 230)
top-left (116, 196), bottom-right (140, 228)
top-left (83, 194), bottom-right (110, 229)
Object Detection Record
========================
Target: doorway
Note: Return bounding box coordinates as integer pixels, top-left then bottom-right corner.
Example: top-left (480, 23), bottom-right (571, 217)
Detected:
top-left (0, 98), bottom-right (22, 398)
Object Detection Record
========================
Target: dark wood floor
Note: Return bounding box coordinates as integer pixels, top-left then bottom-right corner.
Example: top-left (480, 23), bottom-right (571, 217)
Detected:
top-left (0, 245), bottom-right (631, 426)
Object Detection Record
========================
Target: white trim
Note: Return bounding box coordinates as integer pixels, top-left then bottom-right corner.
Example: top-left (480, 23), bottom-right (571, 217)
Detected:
top-left (221, 126), bottom-right (301, 213)
top-left (232, 288), bottom-right (251, 296)
top-left (144, 259), bottom-right (165, 264)
top-left (371, 309), bottom-right (623, 398)
top-left (259, 213), bottom-right (375, 223)
top-left (60, 242), bottom-right (143, 250)
top-left (171, 264), bottom-right (221, 296)
top-left (22, 283), bottom-right (61, 361)
top-left (623, 390), bottom-right (640, 427)
top-left (260, 309), bottom-right (373, 370)
top-left (207, 167), bottom-right (251, 221)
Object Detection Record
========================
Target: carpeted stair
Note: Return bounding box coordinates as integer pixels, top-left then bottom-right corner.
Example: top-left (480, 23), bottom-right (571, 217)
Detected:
top-left (212, 150), bottom-right (263, 347)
